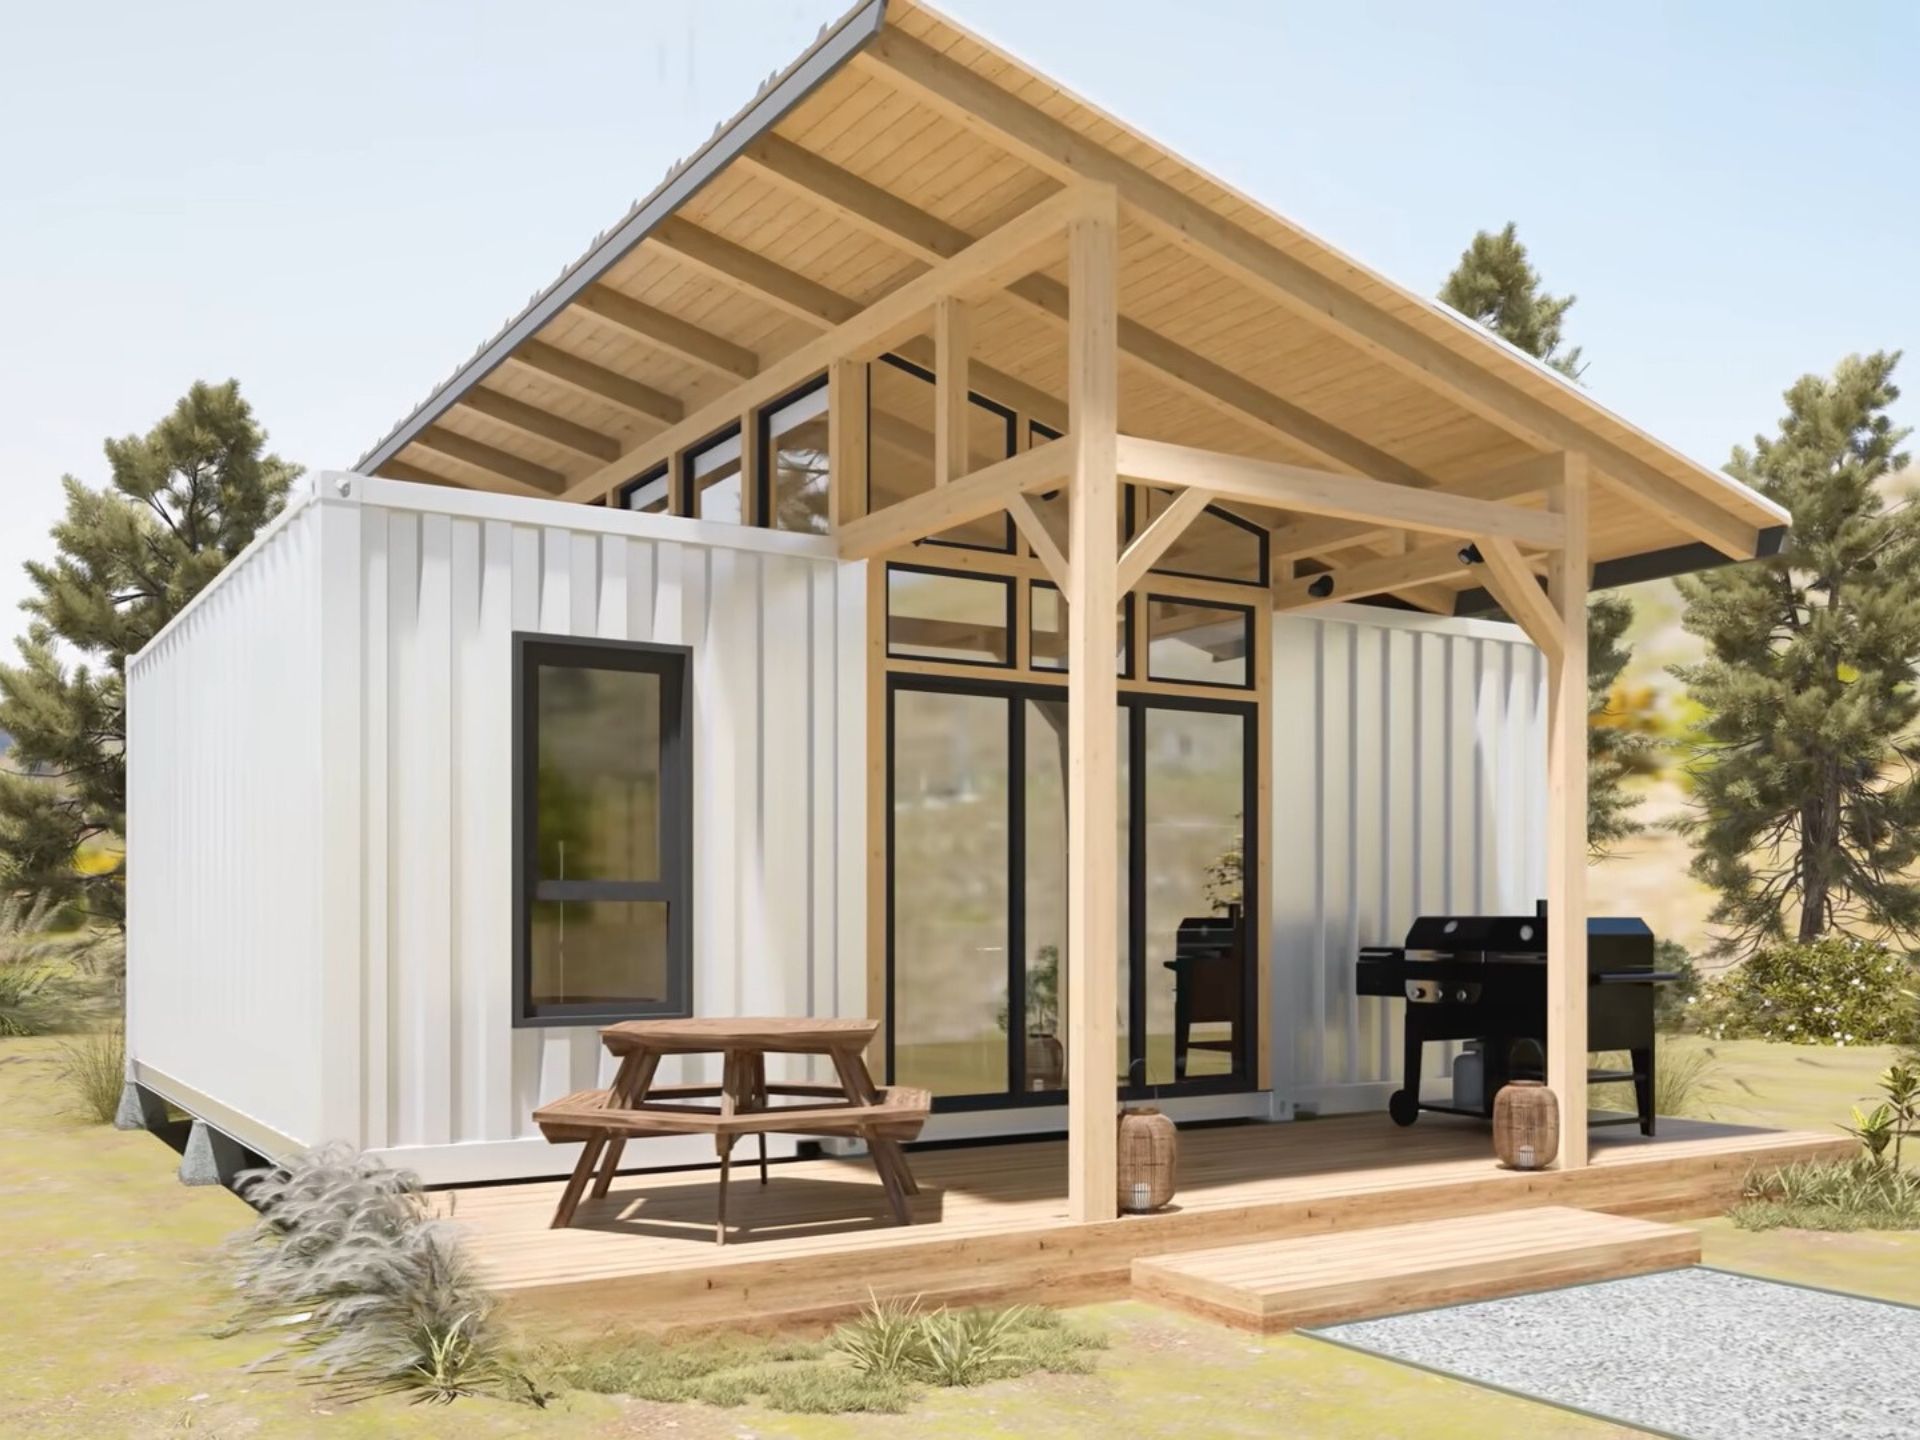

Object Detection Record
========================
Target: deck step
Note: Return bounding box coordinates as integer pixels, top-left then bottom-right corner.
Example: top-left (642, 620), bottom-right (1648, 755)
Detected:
top-left (1130, 1205), bottom-right (1699, 1332)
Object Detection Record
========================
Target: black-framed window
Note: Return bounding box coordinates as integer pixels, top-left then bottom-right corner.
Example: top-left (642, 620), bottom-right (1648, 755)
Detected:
top-left (513, 634), bottom-right (693, 1026)
top-left (1145, 595), bottom-right (1255, 688)
top-left (868, 354), bottom-right (1018, 552)
top-left (1126, 487), bottom-right (1270, 587)
top-left (684, 424), bottom-right (745, 524)
top-left (619, 464), bottom-right (671, 515)
top-left (759, 376), bottom-right (831, 535)
top-left (886, 564), bottom-right (1014, 666)
top-left (1029, 581), bottom-right (1131, 675)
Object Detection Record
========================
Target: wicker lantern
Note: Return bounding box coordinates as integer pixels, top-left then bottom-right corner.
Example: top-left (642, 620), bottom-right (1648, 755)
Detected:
top-left (1492, 1080), bottom-right (1559, 1170)
top-left (1117, 1106), bottom-right (1178, 1212)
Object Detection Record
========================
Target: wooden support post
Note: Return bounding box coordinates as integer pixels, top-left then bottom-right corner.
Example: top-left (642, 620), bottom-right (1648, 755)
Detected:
top-left (1545, 453), bottom-right (1590, 1169)
top-left (1066, 189), bottom-right (1120, 1225)
top-left (934, 297), bottom-right (971, 487)
top-left (828, 359), bottom-right (869, 529)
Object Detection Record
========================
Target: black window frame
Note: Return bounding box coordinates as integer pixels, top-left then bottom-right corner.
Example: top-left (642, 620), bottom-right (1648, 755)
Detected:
top-left (682, 421), bottom-right (746, 523)
top-left (884, 562), bottom-right (1017, 668)
top-left (1144, 592), bottom-right (1257, 690)
top-left (756, 373), bottom-right (831, 535)
top-left (617, 462), bottom-right (672, 514)
top-left (868, 353), bottom-right (1018, 553)
top-left (512, 632), bottom-right (695, 1027)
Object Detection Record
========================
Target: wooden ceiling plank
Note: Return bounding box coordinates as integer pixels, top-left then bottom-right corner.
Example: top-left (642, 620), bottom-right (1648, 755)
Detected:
top-left (573, 284), bottom-right (759, 380)
top-left (410, 428), bottom-right (566, 496)
top-left (508, 340), bottom-right (684, 426)
top-left (458, 387), bottom-right (621, 463)
top-left (748, 127), bottom-right (1435, 492)
top-left (862, 28), bottom-right (1769, 557)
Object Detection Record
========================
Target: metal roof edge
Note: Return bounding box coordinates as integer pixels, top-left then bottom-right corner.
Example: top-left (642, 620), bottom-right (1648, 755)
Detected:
top-left (353, 0), bottom-right (889, 476)
top-left (1450, 523), bottom-right (1790, 618)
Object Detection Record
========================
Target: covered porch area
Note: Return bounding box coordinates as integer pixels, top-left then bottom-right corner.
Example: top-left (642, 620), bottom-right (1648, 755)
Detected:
top-left (441, 1115), bottom-right (1850, 1328)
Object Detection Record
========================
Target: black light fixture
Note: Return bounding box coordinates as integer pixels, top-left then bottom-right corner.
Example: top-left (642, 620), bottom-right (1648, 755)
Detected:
top-left (1307, 574), bottom-right (1336, 599)
top-left (1457, 542), bottom-right (1484, 566)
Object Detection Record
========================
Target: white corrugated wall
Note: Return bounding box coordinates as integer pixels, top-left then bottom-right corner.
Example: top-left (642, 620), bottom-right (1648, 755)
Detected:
top-left (126, 495), bottom-right (327, 1148)
top-left (346, 478), bottom-right (863, 1180)
top-left (1269, 602), bottom-right (1547, 1113)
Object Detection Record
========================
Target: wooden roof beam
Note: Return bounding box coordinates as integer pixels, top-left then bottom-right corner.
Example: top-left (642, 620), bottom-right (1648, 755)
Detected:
top-left (409, 428), bottom-right (567, 497)
top-left (1117, 436), bottom-right (1566, 549)
top-left (644, 214), bottom-right (1066, 431)
top-left (839, 436), bottom-right (1071, 559)
top-left (564, 186), bottom-right (1097, 501)
top-left (507, 340), bottom-right (684, 426)
top-left (572, 283), bottom-right (759, 380)
top-left (1271, 452), bottom-right (1571, 561)
top-left (1273, 540), bottom-right (1479, 612)
top-left (862, 29), bottom-right (1773, 558)
top-left (457, 387), bottom-right (621, 463)
top-left (1477, 536), bottom-right (1566, 664)
top-left (742, 127), bottom-right (1436, 492)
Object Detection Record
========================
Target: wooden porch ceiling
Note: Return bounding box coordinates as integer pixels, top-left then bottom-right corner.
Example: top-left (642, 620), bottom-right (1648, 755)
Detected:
top-left (354, 0), bottom-right (1786, 612)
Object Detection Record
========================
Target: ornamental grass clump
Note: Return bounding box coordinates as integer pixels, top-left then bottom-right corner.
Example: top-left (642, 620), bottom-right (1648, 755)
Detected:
top-left (1691, 937), bottom-right (1919, 1046)
top-left (222, 1143), bottom-right (538, 1406)
top-left (1734, 1064), bottom-right (1920, 1232)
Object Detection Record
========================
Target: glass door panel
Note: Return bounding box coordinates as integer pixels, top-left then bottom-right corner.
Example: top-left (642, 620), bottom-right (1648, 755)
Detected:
top-left (1140, 705), bottom-right (1248, 1086)
top-left (891, 688), bottom-right (1010, 1097)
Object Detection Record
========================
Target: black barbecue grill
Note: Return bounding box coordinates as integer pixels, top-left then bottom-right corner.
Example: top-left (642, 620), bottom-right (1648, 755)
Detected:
top-left (1356, 904), bottom-right (1678, 1134)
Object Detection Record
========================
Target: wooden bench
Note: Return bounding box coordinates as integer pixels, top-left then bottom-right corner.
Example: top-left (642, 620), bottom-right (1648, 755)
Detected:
top-left (532, 1030), bottom-right (931, 1243)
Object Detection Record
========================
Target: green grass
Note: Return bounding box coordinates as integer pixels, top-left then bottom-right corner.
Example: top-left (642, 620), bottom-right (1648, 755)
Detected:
top-left (9, 1029), bottom-right (1918, 1438)
top-left (1730, 1155), bottom-right (1920, 1233)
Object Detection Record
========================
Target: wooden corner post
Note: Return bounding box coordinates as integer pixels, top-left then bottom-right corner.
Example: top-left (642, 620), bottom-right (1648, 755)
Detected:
top-left (1545, 452), bottom-right (1590, 1169)
top-left (1066, 187), bottom-right (1120, 1223)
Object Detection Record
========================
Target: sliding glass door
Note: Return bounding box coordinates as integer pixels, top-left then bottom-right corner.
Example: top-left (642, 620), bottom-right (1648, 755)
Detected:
top-left (888, 677), bottom-right (1255, 1107)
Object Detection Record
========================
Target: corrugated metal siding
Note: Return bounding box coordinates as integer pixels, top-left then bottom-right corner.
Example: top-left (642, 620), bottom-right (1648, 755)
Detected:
top-left (126, 497), bottom-right (326, 1146)
top-left (352, 490), bottom-right (861, 1155)
top-left (1270, 603), bottom-right (1547, 1111)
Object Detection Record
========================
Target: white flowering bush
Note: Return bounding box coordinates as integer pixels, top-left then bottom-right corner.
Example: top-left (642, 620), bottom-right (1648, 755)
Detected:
top-left (1694, 938), bottom-right (1918, 1046)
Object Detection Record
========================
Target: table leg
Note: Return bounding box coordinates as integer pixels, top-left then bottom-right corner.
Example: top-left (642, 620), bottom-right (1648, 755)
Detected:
top-left (550, 1135), bottom-right (607, 1230)
top-left (591, 1051), bottom-right (660, 1200)
top-left (864, 1127), bottom-right (912, 1225)
top-left (715, 1134), bottom-right (736, 1245)
top-left (829, 1045), bottom-right (921, 1201)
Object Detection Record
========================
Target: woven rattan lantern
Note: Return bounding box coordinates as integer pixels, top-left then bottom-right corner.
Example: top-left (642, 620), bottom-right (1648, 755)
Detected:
top-left (1492, 1080), bottom-right (1559, 1170)
top-left (1117, 1106), bottom-right (1178, 1212)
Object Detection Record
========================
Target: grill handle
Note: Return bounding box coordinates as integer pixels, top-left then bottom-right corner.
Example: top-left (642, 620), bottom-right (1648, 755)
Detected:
top-left (1593, 970), bottom-right (1683, 986)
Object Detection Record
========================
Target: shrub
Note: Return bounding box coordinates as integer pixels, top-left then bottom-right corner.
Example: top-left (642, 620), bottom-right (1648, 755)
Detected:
top-left (223, 1143), bottom-right (538, 1406)
top-left (1690, 937), bottom-right (1918, 1045)
top-left (1653, 939), bottom-right (1699, 1033)
top-left (0, 895), bottom-right (85, 1035)
top-left (53, 1024), bottom-right (125, 1123)
top-left (1731, 1155), bottom-right (1920, 1232)
top-left (1593, 1042), bottom-right (1719, 1120)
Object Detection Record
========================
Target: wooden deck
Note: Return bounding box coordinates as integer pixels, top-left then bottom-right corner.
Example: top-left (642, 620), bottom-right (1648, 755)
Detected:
top-left (1131, 1206), bottom-right (1701, 1331)
top-left (437, 1113), bottom-right (1849, 1330)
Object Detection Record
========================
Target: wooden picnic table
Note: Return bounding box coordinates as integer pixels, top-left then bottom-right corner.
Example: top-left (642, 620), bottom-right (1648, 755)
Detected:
top-left (533, 1017), bottom-right (929, 1243)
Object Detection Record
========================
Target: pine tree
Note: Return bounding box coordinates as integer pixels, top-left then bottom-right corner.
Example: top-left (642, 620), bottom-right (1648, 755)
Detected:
top-left (1439, 223), bottom-right (1586, 381)
top-left (0, 381), bottom-right (298, 922)
top-left (1674, 352), bottom-right (1920, 956)
top-left (1440, 225), bottom-right (1641, 852)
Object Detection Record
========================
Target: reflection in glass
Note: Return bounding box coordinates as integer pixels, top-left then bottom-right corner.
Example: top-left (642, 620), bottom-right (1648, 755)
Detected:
top-left (1147, 599), bottom-right (1252, 687)
top-left (687, 428), bottom-right (743, 523)
top-left (622, 466), bottom-right (670, 514)
top-left (887, 567), bottom-right (1011, 665)
top-left (892, 688), bottom-right (1010, 1097)
top-left (765, 383), bottom-right (830, 534)
top-left (1029, 585), bottom-right (1128, 674)
top-left (1135, 489), bottom-right (1267, 584)
top-left (536, 665), bottom-right (661, 881)
top-left (530, 899), bottom-right (669, 1008)
top-left (868, 358), bottom-right (1014, 549)
top-left (1143, 707), bottom-right (1245, 1085)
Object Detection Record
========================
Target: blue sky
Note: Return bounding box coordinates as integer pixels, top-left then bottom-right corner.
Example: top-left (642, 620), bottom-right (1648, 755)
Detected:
top-left (1, 0), bottom-right (1914, 635)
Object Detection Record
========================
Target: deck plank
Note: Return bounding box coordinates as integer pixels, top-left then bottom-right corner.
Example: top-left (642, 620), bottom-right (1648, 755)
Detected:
top-left (1131, 1206), bottom-right (1701, 1330)
top-left (431, 1113), bottom-right (1847, 1327)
